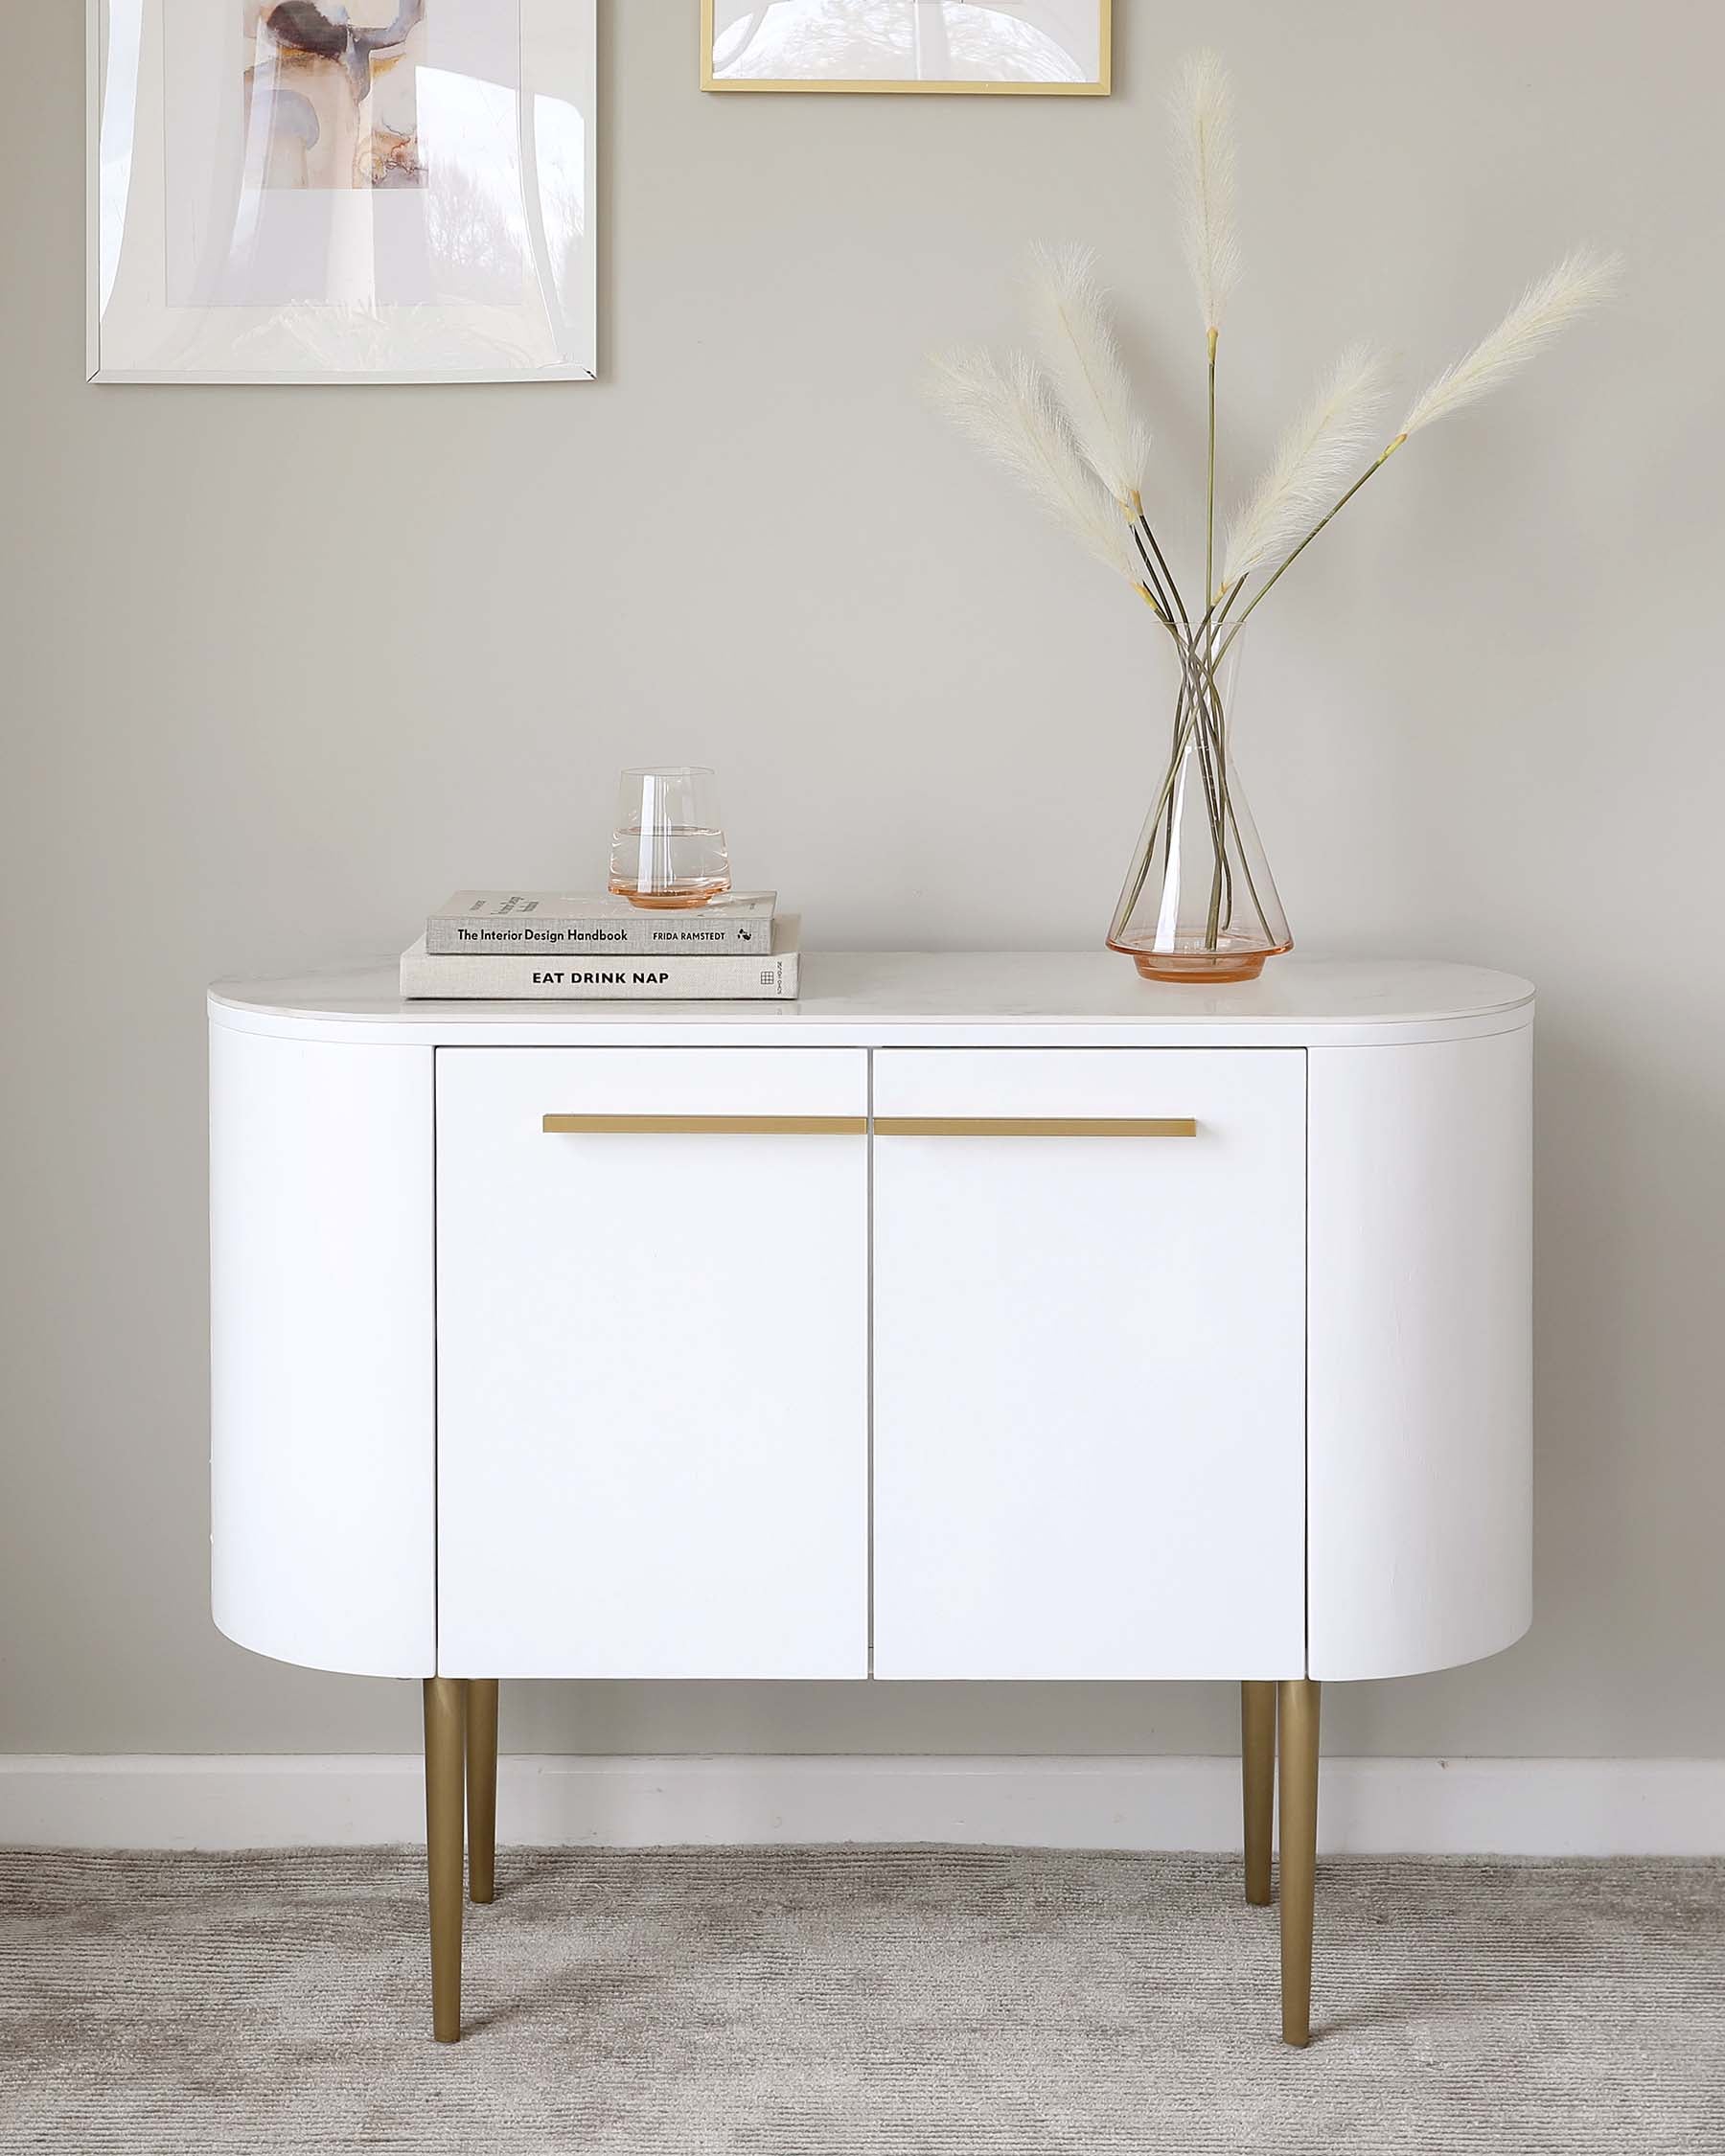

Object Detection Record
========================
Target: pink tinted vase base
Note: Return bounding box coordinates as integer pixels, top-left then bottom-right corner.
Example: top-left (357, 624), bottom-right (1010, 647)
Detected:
top-left (1109, 934), bottom-right (1294, 985)
top-left (609, 880), bottom-right (729, 910)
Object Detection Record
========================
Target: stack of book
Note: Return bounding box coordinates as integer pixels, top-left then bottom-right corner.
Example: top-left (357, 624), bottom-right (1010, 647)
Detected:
top-left (400, 890), bottom-right (797, 1000)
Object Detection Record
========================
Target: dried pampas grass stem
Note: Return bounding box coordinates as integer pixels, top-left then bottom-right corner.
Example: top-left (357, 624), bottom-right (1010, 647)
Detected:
top-left (1400, 247), bottom-right (1623, 440)
top-left (1222, 345), bottom-right (1390, 596)
top-left (1172, 49), bottom-right (1240, 337)
top-left (926, 61), bottom-right (1622, 714)
top-left (1025, 243), bottom-right (1152, 512)
top-left (1171, 49), bottom-right (1243, 619)
top-left (924, 347), bottom-right (1148, 592)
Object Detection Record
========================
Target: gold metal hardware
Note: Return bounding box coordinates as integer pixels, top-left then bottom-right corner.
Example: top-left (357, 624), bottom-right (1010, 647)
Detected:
top-left (423, 1678), bottom-right (466, 2043)
top-left (544, 1115), bottom-right (1190, 1138)
top-left (1241, 1681), bottom-right (1276, 1909)
top-left (872, 1116), bottom-right (1198, 1139)
top-left (466, 1680), bottom-right (499, 1907)
top-left (541, 1114), bottom-right (866, 1135)
top-left (1277, 1678), bottom-right (1322, 2048)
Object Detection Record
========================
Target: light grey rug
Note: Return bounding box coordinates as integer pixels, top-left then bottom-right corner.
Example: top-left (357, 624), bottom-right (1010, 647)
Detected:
top-left (2, 1848), bottom-right (1722, 2154)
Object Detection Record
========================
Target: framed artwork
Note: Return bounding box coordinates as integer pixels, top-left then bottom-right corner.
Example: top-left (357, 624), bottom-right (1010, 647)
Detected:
top-left (701, 0), bottom-right (1112, 95)
top-left (88, 0), bottom-right (596, 383)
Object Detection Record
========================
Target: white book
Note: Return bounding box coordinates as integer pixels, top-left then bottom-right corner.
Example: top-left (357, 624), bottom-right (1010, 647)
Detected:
top-left (400, 917), bottom-right (800, 1000)
top-left (426, 888), bottom-right (776, 955)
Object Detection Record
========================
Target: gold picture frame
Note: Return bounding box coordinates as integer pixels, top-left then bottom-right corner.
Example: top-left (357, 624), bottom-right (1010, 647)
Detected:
top-left (700, 0), bottom-right (1112, 96)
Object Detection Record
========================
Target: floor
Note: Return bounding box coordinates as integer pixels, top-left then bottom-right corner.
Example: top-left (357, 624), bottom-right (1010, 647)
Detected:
top-left (2, 1847), bottom-right (1722, 2154)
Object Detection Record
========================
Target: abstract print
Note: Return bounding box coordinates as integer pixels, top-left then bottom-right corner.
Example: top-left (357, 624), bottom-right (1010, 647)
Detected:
top-left (243, 1), bottom-right (428, 190)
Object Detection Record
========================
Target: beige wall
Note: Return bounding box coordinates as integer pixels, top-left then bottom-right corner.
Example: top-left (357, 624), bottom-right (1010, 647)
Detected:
top-left (3, 1), bottom-right (1720, 1761)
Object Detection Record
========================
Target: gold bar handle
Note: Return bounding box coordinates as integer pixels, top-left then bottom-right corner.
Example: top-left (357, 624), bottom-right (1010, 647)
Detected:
top-left (542, 1113), bottom-right (865, 1135)
top-left (873, 1116), bottom-right (1198, 1138)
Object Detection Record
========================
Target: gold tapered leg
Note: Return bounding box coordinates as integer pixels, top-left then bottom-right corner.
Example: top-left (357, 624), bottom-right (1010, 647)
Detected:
top-left (1276, 1677), bottom-right (1321, 2048)
top-left (1241, 1681), bottom-right (1276, 1907)
top-left (424, 1677), bottom-right (466, 2043)
top-left (466, 1679), bottom-right (499, 1906)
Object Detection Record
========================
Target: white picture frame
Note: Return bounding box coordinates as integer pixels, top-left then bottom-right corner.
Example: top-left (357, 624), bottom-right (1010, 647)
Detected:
top-left (701, 0), bottom-right (1112, 96)
top-left (89, 0), bottom-right (597, 384)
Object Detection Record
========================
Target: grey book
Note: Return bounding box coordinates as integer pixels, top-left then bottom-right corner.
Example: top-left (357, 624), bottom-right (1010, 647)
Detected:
top-left (426, 888), bottom-right (777, 955)
top-left (401, 917), bottom-right (800, 1001)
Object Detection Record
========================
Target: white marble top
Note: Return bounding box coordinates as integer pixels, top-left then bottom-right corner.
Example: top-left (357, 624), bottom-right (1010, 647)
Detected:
top-left (209, 952), bottom-right (1534, 1049)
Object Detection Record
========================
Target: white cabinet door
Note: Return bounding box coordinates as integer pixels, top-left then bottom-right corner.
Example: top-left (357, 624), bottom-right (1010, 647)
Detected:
top-left (436, 1048), bottom-right (867, 1678)
top-left (872, 1049), bottom-right (1305, 1680)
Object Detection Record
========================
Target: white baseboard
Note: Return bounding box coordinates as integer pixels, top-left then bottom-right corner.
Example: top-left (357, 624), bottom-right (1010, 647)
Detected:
top-left (1, 1755), bottom-right (1718, 1856)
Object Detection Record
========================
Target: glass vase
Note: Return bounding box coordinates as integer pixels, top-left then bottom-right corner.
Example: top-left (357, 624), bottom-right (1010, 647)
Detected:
top-left (1108, 619), bottom-right (1292, 984)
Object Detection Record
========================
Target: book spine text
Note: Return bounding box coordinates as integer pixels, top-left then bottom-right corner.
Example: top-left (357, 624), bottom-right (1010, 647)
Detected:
top-left (426, 921), bottom-right (768, 955)
top-left (402, 952), bottom-right (798, 1001)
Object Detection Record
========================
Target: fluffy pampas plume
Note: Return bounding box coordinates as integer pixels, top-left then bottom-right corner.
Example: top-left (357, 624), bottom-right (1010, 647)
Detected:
top-left (1172, 49), bottom-right (1241, 336)
top-left (1222, 343), bottom-right (1390, 593)
top-left (926, 347), bottom-right (1145, 586)
top-left (1399, 246), bottom-right (1622, 440)
top-left (1024, 243), bottom-right (1152, 511)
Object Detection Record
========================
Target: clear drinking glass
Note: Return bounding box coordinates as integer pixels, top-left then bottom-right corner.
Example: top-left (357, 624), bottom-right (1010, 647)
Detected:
top-left (609, 767), bottom-right (732, 908)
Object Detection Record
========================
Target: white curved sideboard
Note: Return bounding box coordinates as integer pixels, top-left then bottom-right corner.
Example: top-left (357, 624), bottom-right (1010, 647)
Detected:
top-left (208, 952), bottom-right (1533, 2046)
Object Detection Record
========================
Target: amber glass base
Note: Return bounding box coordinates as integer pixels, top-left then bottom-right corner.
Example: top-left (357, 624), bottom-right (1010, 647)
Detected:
top-left (1109, 937), bottom-right (1292, 985)
top-left (609, 881), bottom-right (729, 910)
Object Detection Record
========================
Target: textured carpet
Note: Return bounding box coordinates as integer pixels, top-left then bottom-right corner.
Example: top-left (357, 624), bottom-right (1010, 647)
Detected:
top-left (2, 1849), bottom-right (1722, 2154)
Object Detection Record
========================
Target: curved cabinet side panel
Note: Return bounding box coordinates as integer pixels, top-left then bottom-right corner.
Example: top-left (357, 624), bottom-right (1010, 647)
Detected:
top-left (210, 1024), bottom-right (434, 1677)
top-left (1307, 1025), bottom-right (1532, 1681)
